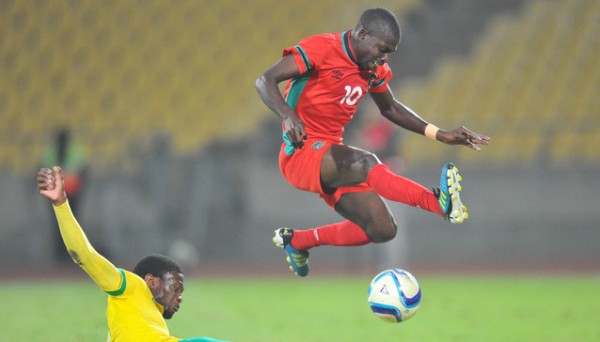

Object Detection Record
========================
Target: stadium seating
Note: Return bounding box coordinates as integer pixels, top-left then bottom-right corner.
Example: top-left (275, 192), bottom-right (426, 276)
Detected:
top-left (0, 0), bottom-right (419, 172)
top-left (5, 0), bottom-right (596, 170)
top-left (396, 0), bottom-right (600, 166)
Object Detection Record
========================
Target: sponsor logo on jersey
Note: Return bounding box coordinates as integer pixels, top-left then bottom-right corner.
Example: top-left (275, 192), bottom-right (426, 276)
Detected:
top-left (332, 70), bottom-right (344, 80)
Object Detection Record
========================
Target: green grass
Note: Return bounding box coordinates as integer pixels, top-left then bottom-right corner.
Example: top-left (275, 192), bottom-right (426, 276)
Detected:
top-left (2, 275), bottom-right (599, 341)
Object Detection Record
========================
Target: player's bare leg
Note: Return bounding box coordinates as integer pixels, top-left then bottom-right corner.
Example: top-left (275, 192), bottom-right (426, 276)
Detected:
top-left (322, 144), bottom-right (444, 214)
top-left (334, 190), bottom-right (397, 243)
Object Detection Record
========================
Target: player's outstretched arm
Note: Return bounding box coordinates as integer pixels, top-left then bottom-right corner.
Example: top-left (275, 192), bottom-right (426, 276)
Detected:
top-left (371, 88), bottom-right (490, 151)
top-left (38, 166), bottom-right (123, 292)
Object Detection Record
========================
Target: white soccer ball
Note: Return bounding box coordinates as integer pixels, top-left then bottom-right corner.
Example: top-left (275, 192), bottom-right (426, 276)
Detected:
top-left (368, 268), bottom-right (422, 323)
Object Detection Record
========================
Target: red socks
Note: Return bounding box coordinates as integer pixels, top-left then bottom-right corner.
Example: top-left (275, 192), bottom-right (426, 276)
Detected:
top-left (367, 163), bottom-right (444, 216)
top-left (291, 220), bottom-right (372, 250)
top-left (290, 164), bottom-right (443, 251)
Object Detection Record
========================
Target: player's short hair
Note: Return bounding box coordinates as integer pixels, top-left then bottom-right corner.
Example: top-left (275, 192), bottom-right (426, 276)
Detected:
top-left (356, 7), bottom-right (401, 41)
top-left (133, 254), bottom-right (182, 279)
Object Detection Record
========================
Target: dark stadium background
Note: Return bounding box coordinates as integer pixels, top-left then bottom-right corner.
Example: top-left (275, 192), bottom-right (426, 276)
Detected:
top-left (1, 0), bottom-right (599, 277)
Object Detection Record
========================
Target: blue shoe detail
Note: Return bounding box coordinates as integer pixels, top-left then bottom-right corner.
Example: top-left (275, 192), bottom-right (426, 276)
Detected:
top-left (438, 163), bottom-right (468, 224)
top-left (284, 244), bottom-right (309, 277)
top-left (438, 163), bottom-right (453, 214)
top-left (273, 228), bottom-right (309, 277)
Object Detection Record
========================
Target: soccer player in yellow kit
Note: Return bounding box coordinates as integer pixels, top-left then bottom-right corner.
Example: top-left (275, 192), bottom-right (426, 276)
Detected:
top-left (37, 166), bottom-right (227, 342)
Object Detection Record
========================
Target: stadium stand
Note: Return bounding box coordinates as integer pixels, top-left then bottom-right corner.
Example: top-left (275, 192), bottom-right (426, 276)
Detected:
top-left (396, 0), bottom-right (600, 166)
top-left (0, 0), bottom-right (418, 172)
top-left (4, 0), bottom-right (596, 171)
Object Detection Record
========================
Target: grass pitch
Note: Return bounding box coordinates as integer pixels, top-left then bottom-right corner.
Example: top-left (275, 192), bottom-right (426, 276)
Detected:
top-left (1, 275), bottom-right (599, 341)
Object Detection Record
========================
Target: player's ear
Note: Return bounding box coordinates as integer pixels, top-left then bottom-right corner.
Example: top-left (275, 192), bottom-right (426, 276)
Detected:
top-left (144, 274), bottom-right (158, 288)
top-left (358, 28), bottom-right (368, 40)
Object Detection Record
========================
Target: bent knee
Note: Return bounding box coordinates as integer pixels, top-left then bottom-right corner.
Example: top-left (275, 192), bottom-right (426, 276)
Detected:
top-left (367, 220), bottom-right (397, 243)
top-left (356, 152), bottom-right (380, 174)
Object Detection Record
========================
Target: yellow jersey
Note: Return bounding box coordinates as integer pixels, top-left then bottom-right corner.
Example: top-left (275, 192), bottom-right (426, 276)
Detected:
top-left (105, 269), bottom-right (177, 341)
top-left (54, 202), bottom-right (226, 342)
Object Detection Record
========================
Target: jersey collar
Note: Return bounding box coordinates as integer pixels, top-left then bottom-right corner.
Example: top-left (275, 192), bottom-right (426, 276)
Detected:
top-left (341, 30), bottom-right (360, 66)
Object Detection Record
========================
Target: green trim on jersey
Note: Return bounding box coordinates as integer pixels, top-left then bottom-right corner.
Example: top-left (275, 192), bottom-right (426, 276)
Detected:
top-left (373, 77), bottom-right (386, 88)
top-left (105, 268), bottom-right (127, 296)
top-left (341, 31), bottom-right (359, 66)
top-left (285, 70), bottom-right (312, 109)
top-left (295, 46), bottom-right (311, 71)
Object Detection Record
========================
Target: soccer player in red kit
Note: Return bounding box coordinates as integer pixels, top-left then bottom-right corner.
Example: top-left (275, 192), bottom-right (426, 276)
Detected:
top-left (256, 7), bottom-right (490, 277)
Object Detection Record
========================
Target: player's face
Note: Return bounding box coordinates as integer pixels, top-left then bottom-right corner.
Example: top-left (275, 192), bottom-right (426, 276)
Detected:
top-left (152, 271), bottom-right (184, 319)
top-left (356, 31), bottom-right (398, 70)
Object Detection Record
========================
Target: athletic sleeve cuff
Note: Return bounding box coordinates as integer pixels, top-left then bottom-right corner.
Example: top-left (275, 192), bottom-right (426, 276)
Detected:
top-left (105, 269), bottom-right (127, 296)
top-left (282, 45), bottom-right (311, 74)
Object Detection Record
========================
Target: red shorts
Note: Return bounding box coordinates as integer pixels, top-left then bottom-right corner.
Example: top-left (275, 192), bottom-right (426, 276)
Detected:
top-left (278, 139), bottom-right (374, 208)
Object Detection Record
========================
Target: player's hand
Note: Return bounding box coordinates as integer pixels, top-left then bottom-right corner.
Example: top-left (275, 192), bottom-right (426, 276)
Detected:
top-left (438, 126), bottom-right (490, 152)
top-left (37, 166), bottom-right (67, 206)
top-left (283, 114), bottom-right (307, 150)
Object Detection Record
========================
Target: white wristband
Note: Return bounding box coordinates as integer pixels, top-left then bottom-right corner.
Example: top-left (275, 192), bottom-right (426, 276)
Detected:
top-left (424, 124), bottom-right (439, 140)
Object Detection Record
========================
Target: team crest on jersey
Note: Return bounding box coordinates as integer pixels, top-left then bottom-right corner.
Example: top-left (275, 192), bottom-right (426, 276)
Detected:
top-left (312, 141), bottom-right (325, 150)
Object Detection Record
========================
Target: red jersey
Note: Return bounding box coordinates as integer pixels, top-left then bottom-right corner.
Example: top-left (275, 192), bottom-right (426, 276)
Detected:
top-left (283, 30), bottom-right (393, 143)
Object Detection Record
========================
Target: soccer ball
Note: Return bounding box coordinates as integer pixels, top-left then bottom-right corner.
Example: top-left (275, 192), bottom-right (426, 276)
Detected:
top-left (368, 268), bottom-right (422, 323)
